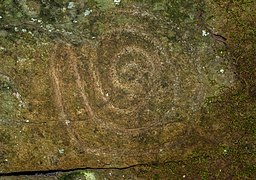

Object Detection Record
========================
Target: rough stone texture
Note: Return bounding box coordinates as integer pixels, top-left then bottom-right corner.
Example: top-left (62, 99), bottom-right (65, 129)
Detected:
top-left (0, 0), bottom-right (236, 174)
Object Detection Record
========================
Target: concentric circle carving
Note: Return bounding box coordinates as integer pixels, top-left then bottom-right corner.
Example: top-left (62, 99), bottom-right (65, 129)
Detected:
top-left (78, 8), bottom-right (186, 132)
top-left (50, 6), bottom-right (234, 136)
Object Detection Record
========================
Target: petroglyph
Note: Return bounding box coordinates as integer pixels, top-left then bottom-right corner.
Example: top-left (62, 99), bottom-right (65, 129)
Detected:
top-left (0, 2), bottom-right (237, 173)
top-left (47, 7), bottom-right (235, 136)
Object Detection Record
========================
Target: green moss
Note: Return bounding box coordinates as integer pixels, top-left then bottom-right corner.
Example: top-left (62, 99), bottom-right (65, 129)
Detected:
top-left (94, 0), bottom-right (115, 10)
top-left (153, 2), bottom-right (166, 11)
top-left (59, 171), bottom-right (96, 180)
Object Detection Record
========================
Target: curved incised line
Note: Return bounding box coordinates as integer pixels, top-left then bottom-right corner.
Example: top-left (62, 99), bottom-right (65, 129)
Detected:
top-left (87, 44), bottom-right (168, 131)
top-left (85, 46), bottom-right (121, 112)
top-left (76, 10), bottom-right (181, 133)
top-left (50, 45), bottom-right (90, 152)
top-left (66, 45), bottom-right (95, 119)
top-left (86, 30), bottom-right (170, 118)
top-left (49, 47), bottom-right (67, 122)
top-left (56, 44), bottom-right (176, 134)
top-left (110, 46), bottom-right (156, 94)
top-left (88, 47), bottom-right (136, 114)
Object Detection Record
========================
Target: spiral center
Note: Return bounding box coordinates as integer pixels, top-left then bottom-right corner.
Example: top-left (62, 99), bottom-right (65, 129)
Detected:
top-left (110, 46), bottom-right (155, 95)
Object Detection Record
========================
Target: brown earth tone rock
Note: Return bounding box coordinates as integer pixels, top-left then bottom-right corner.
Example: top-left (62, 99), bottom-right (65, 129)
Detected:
top-left (0, 0), bottom-right (237, 174)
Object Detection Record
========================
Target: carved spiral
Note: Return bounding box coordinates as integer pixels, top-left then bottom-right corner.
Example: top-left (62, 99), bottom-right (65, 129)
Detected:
top-left (52, 6), bottom-right (234, 134)
top-left (77, 7), bottom-right (185, 132)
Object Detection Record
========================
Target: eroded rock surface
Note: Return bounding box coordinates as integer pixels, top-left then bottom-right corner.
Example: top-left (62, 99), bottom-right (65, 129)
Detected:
top-left (0, 0), bottom-right (235, 173)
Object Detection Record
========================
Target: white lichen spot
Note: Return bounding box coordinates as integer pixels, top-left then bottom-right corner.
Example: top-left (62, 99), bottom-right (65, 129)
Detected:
top-left (28, 31), bottom-right (34, 36)
top-left (31, 17), bottom-right (37, 22)
top-left (62, 7), bottom-right (67, 12)
top-left (46, 24), bottom-right (55, 32)
top-left (67, 2), bottom-right (75, 9)
top-left (58, 148), bottom-right (65, 154)
top-left (13, 91), bottom-right (26, 107)
top-left (21, 28), bottom-right (27, 33)
top-left (77, 109), bottom-right (83, 115)
top-left (202, 30), bottom-right (209, 36)
top-left (65, 119), bottom-right (71, 125)
top-left (13, 92), bottom-right (21, 99)
top-left (113, 0), bottom-right (121, 5)
top-left (84, 9), bottom-right (92, 16)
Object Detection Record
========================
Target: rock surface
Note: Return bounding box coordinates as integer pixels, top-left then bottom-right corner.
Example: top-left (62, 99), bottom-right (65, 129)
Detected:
top-left (0, 0), bottom-right (237, 174)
